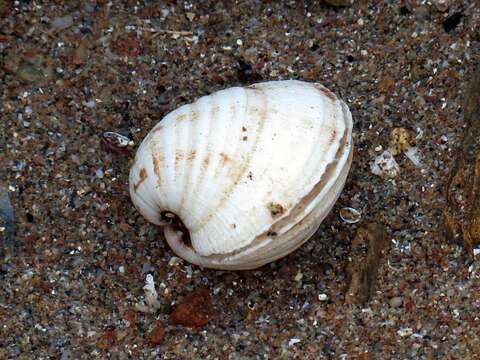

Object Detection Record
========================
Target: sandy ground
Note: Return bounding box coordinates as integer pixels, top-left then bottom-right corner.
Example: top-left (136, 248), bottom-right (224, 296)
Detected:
top-left (1, 1), bottom-right (479, 359)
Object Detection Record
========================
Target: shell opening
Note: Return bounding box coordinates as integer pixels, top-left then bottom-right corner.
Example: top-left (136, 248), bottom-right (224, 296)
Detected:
top-left (160, 211), bottom-right (192, 247)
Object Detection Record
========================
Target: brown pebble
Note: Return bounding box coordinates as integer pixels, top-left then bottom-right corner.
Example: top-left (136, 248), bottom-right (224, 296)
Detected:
top-left (123, 310), bottom-right (137, 331)
top-left (170, 287), bottom-right (213, 328)
top-left (114, 34), bottom-right (142, 57)
top-left (97, 329), bottom-right (117, 349)
top-left (146, 322), bottom-right (166, 346)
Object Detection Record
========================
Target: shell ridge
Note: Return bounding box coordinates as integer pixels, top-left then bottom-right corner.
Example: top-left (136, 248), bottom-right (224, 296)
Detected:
top-left (189, 88), bottom-right (250, 235)
top-left (160, 112), bottom-right (179, 213)
top-left (178, 102), bottom-right (196, 215)
top-left (180, 95), bottom-right (213, 226)
top-left (194, 91), bottom-right (247, 233)
top-left (192, 87), bottom-right (269, 254)
top-left (188, 91), bottom-right (236, 240)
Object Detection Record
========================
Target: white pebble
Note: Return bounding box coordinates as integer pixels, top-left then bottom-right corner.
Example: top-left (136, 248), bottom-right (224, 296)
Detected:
top-left (288, 338), bottom-right (301, 347)
top-left (318, 293), bottom-right (328, 301)
top-left (95, 169), bottom-right (104, 178)
top-left (397, 327), bottom-right (413, 337)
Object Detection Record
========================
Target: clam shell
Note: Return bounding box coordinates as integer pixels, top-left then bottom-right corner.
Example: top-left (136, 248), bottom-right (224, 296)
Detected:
top-left (130, 80), bottom-right (353, 270)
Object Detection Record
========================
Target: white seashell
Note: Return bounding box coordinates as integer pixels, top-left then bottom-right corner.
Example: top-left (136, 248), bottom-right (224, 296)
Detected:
top-left (129, 80), bottom-right (353, 270)
top-left (339, 207), bottom-right (362, 224)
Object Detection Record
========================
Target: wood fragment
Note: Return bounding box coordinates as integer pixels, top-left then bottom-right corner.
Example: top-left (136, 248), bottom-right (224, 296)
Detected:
top-left (444, 66), bottom-right (480, 249)
top-left (345, 223), bottom-right (389, 304)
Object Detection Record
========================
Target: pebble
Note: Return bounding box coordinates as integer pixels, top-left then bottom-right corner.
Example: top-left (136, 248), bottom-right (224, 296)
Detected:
top-left (443, 12), bottom-right (463, 33)
top-left (397, 327), bottom-right (413, 337)
top-left (146, 322), bottom-right (166, 346)
top-left (17, 64), bottom-right (46, 83)
top-left (95, 169), bottom-right (104, 179)
top-left (432, 0), bottom-right (453, 12)
top-left (318, 293), bottom-right (328, 301)
top-left (51, 15), bottom-right (74, 30)
top-left (170, 288), bottom-right (213, 328)
top-left (168, 256), bottom-right (183, 266)
top-left (288, 338), bottom-right (301, 347)
top-left (389, 297), bottom-right (403, 308)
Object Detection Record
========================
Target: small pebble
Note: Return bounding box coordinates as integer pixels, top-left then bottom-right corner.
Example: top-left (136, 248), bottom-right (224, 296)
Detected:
top-left (288, 338), bottom-right (301, 347)
top-left (168, 256), bottom-right (183, 266)
top-left (397, 327), bottom-right (413, 337)
top-left (389, 297), bottom-right (403, 308)
top-left (432, 0), bottom-right (453, 12)
top-left (51, 15), bottom-right (74, 30)
top-left (318, 293), bottom-right (328, 301)
top-left (443, 12), bottom-right (463, 33)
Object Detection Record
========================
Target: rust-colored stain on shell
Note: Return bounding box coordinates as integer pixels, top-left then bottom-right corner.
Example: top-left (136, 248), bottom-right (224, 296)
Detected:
top-left (175, 151), bottom-right (184, 161)
top-left (150, 143), bottom-right (164, 188)
top-left (134, 168), bottom-right (147, 191)
top-left (202, 156), bottom-right (210, 168)
top-left (219, 152), bottom-right (230, 163)
top-left (315, 84), bottom-right (336, 101)
top-left (187, 150), bottom-right (196, 160)
top-left (329, 129), bottom-right (337, 145)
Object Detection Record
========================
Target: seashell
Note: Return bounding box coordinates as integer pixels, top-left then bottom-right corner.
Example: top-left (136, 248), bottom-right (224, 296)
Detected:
top-left (339, 207), bottom-right (362, 224)
top-left (129, 80), bottom-right (353, 270)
